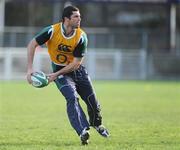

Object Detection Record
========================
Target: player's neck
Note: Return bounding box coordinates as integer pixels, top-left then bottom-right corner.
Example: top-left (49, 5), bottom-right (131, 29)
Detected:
top-left (62, 23), bottom-right (74, 37)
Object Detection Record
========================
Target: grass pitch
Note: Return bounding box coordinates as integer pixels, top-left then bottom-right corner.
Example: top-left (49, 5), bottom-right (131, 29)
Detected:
top-left (0, 81), bottom-right (180, 150)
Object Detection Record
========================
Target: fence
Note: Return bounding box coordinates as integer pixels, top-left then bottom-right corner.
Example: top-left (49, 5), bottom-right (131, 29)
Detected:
top-left (0, 26), bottom-right (174, 50)
top-left (0, 47), bottom-right (179, 80)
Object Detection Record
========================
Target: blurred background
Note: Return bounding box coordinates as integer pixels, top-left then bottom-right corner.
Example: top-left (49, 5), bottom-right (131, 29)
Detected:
top-left (0, 0), bottom-right (180, 80)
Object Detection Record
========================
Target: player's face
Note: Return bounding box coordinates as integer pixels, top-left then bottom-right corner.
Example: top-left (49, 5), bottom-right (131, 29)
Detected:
top-left (69, 11), bottom-right (81, 28)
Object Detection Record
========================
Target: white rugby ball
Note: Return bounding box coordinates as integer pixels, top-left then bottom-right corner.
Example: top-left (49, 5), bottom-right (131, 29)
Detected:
top-left (31, 71), bottom-right (49, 88)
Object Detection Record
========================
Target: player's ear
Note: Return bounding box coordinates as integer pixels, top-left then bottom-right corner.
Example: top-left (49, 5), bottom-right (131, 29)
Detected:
top-left (64, 17), bottom-right (70, 21)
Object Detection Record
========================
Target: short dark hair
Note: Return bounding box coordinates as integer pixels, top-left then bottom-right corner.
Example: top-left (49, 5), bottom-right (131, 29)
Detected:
top-left (62, 6), bottom-right (79, 22)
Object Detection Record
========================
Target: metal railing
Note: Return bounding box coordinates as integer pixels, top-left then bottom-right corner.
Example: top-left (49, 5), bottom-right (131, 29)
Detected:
top-left (0, 27), bottom-right (172, 50)
top-left (0, 47), bottom-right (179, 80)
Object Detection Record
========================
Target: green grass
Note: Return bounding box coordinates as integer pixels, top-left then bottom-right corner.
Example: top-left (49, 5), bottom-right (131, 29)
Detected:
top-left (0, 81), bottom-right (180, 150)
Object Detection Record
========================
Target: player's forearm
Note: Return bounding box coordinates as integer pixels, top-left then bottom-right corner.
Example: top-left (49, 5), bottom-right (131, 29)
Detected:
top-left (56, 58), bottom-right (83, 76)
top-left (47, 59), bottom-right (82, 83)
top-left (27, 39), bottom-right (38, 71)
top-left (57, 62), bottom-right (80, 76)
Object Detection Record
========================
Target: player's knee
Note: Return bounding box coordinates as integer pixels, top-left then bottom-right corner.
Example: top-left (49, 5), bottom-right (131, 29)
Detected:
top-left (60, 86), bottom-right (78, 102)
top-left (87, 93), bottom-right (101, 112)
top-left (66, 96), bottom-right (78, 103)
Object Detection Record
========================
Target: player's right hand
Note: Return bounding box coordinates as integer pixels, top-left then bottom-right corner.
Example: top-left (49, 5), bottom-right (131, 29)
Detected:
top-left (27, 69), bottom-right (33, 84)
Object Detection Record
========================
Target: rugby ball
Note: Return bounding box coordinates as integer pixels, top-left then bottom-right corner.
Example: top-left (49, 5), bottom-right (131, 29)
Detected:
top-left (31, 71), bottom-right (49, 88)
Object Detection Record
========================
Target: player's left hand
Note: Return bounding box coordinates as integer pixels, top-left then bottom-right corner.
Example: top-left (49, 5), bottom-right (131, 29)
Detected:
top-left (47, 73), bottom-right (58, 83)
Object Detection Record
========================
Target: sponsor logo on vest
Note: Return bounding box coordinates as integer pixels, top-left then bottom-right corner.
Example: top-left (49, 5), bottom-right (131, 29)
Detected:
top-left (58, 44), bottom-right (71, 52)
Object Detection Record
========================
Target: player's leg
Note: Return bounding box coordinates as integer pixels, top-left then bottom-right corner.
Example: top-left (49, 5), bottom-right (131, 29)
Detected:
top-left (78, 84), bottom-right (102, 127)
top-left (54, 75), bottom-right (89, 136)
top-left (75, 66), bottom-right (110, 137)
top-left (52, 63), bottom-right (90, 142)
